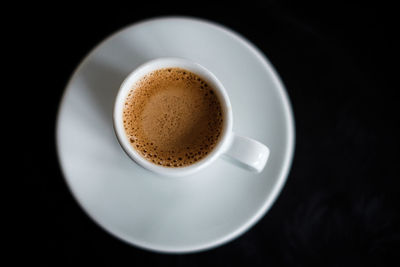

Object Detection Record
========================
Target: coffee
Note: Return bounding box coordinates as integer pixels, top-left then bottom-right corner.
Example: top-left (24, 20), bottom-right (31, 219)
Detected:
top-left (123, 67), bottom-right (224, 167)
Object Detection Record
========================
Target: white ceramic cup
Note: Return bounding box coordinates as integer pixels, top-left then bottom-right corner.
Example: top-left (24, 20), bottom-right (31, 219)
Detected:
top-left (113, 57), bottom-right (270, 177)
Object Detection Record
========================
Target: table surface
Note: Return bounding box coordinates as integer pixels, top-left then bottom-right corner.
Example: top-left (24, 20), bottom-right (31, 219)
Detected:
top-left (18, 3), bottom-right (399, 266)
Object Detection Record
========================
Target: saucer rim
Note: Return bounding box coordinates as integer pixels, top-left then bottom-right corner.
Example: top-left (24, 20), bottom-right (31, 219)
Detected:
top-left (55, 15), bottom-right (296, 253)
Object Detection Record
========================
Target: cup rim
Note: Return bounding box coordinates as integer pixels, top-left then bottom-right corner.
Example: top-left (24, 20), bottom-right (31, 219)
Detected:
top-left (113, 57), bottom-right (233, 177)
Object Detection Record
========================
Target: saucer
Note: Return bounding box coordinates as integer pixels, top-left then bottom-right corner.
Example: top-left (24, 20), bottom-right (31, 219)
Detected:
top-left (56, 16), bottom-right (295, 253)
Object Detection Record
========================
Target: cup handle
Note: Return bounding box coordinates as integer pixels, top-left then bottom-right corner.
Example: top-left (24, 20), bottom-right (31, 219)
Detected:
top-left (223, 133), bottom-right (270, 173)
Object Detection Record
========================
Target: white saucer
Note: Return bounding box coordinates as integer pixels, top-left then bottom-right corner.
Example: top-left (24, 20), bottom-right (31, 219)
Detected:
top-left (56, 16), bottom-right (295, 253)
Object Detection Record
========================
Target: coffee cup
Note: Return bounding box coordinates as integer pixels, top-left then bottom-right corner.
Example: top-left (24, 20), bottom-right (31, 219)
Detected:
top-left (113, 57), bottom-right (269, 177)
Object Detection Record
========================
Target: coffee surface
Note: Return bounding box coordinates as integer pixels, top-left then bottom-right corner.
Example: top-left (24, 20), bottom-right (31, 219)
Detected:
top-left (123, 68), bottom-right (223, 167)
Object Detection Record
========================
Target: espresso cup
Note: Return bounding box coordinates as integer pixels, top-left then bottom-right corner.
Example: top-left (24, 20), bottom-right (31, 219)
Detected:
top-left (113, 57), bottom-right (269, 177)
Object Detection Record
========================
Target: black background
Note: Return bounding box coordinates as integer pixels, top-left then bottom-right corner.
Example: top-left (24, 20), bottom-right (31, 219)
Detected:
top-left (19, 2), bottom-right (399, 266)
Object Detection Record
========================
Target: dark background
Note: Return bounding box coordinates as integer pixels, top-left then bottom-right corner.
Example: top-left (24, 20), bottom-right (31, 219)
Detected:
top-left (19, 2), bottom-right (399, 266)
